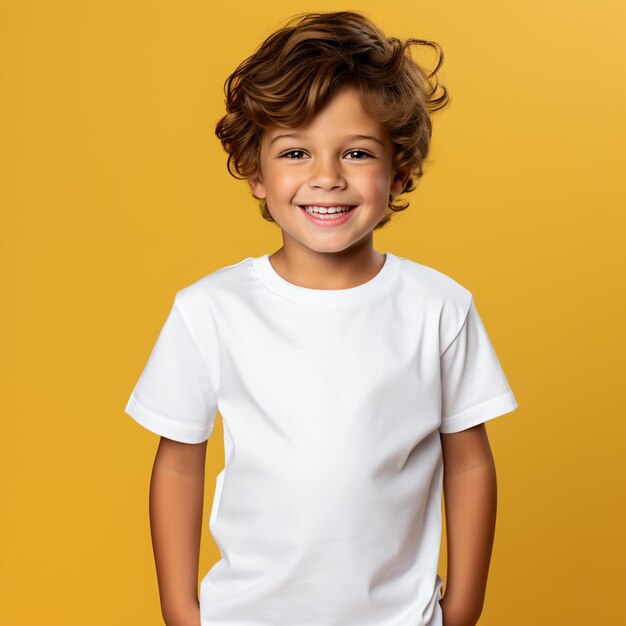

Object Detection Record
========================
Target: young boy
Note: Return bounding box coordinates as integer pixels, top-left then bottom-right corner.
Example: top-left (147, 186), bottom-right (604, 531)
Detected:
top-left (125, 11), bottom-right (518, 626)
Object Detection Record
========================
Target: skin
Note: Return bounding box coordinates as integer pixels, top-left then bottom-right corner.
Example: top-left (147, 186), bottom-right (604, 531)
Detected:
top-left (440, 424), bottom-right (498, 626)
top-left (150, 438), bottom-right (207, 626)
top-left (151, 85), bottom-right (498, 626)
top-left (247, 85), bottom-right (410, 289)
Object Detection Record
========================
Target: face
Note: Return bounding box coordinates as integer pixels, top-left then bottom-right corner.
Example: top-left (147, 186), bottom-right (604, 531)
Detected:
top-left (247, 86), bottom-right (409, 256)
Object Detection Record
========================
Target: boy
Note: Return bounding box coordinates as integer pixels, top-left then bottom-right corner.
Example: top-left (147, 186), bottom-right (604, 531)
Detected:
top-left (125, 10), bottom-right (518, 626)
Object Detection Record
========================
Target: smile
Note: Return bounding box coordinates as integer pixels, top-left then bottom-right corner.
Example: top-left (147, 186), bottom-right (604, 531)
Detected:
top-left (298, 205), bottom-right (358, 225)
top-left (301, 205), bottom-right (355, 214)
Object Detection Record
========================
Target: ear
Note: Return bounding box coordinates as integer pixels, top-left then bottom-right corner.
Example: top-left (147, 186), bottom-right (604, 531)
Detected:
top-left (390, 166), bottom-right (410, 196)
top-left (247, 171), bottom-right (267, 200)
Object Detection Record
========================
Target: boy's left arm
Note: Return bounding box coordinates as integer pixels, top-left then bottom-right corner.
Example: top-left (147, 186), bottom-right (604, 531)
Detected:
top-left (439, 423), bottom-right (497, 626)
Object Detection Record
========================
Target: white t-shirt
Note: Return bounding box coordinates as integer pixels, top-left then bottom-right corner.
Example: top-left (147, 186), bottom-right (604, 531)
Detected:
top-left (125, 251), bottom-right (518, 626)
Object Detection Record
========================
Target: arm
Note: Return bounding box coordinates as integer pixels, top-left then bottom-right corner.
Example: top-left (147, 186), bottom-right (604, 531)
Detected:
top-left (439, 423), bottom-right (497, 626)
top-left (149, 437), bottom-right (207, 626)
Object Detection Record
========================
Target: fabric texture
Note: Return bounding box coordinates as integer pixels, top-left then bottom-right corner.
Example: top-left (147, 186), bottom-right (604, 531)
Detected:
top-left (125, 252), bottom-right (518, 626)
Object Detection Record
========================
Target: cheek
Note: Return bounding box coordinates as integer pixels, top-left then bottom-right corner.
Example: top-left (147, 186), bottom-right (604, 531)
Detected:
top-left (355, 168), bottom-right (390, 198)
top-left (265, 169), bottom-right (301, 196)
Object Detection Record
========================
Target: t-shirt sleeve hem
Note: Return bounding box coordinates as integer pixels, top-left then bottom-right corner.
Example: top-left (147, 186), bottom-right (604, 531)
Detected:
top-left (439, 391), bottom-right (518, 434)
top-left (125, 394), bottom-right (214, 444)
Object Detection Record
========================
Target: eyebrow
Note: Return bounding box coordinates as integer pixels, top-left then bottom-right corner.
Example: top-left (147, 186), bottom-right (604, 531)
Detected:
top-left (269, 132), bottom-right (385, 147)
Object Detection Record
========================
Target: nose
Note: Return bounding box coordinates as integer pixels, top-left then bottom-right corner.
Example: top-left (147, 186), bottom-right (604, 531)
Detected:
top-left (308, 155), bottom-right (347, 191)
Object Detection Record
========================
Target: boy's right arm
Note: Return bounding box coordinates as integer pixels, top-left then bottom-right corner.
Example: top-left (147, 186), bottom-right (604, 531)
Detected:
top-left (150, 437), bottom-right (207, 626)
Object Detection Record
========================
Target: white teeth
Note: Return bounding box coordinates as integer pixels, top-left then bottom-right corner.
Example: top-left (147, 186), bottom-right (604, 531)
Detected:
top-left (302, 205), bottom-right (353, 214)
top-left (301, 205), bottom-right (356, 220)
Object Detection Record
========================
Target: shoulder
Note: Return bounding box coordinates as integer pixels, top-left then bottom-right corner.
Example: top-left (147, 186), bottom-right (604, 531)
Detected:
top-left (161, 256), bottom-right (255, 335)
top-left (172, 256), bottom-right (254, 308)
top-left (393, 254), bottom-right (474, 352)
top-left (394, 254), bottom-right (472, 306)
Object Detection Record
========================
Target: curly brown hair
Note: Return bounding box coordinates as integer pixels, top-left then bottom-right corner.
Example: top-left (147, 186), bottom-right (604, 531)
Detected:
top-left (214, 10), bottom-right (450, 228)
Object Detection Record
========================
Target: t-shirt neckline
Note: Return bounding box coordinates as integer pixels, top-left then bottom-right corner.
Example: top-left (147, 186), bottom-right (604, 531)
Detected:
top-left (251, 251), bottom-right (399, 306)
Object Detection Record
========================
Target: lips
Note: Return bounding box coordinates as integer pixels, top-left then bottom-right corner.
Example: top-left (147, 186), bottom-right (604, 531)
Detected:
top-left (297, 204), bottom-right (359, 225)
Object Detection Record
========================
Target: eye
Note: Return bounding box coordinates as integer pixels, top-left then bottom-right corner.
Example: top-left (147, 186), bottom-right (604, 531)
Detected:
top-left (345, 149), bottom-right (372, 160)
top-left (279, 149), bottom-right (308, 160)
top-left (278, 148), bottom-right (373, 160)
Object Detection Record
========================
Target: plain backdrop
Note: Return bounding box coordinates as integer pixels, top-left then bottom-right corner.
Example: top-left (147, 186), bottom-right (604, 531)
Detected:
top-left (1, 1), bottom-right (625, 624)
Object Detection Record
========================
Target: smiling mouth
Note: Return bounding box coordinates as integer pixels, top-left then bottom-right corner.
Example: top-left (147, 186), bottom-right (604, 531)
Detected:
top-left (297, 204), bottom-right (359, 223)
top-left (298, 205), bottom-right (357, 215)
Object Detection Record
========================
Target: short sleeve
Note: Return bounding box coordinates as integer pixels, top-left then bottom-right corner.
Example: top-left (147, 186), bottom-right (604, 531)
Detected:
top-left (125, 298), bottom-right (219, 443)
top-left (439, 296), bottom-right (518, 433)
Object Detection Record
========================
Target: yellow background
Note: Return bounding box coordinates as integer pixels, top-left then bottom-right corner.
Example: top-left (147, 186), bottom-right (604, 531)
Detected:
top-left (1, 1), bottom-right (625, 624)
